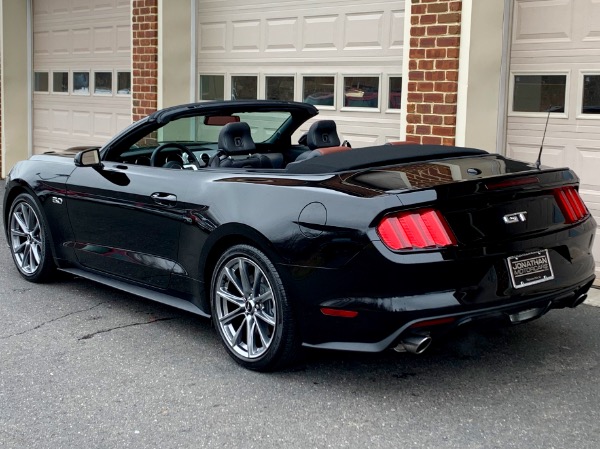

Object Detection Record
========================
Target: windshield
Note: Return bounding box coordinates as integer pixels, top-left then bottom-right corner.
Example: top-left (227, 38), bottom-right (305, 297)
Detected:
top-left (147, 111), bottom-right (291, 146)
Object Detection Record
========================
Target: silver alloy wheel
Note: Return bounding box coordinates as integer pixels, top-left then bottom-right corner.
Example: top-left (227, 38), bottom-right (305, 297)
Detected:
top-left (214, 256), bottom-right (277, 359)
top-left (10, 201), bottom-right (43, 275)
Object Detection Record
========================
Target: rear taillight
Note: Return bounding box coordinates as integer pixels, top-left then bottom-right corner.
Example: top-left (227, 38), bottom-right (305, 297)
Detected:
top-left (377, 208), bottom-right (457, 251)
top-left (553, 187), bottom-right (589, 224)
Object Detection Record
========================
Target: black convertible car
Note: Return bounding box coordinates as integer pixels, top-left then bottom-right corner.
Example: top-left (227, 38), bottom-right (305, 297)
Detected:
top-left (3, 100), bottom-right (596, 371)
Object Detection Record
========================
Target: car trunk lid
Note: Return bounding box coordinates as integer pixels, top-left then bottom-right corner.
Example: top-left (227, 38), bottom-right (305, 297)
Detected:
top-left (342, 154), bottom-right (587, 246)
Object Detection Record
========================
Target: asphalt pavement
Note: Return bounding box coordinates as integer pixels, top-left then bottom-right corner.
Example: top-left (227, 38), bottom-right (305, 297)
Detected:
top-left (1, 179), bottom-right (600, 449)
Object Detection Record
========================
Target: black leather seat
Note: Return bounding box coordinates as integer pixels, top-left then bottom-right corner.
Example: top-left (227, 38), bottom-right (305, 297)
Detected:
top-left (306, 120), bottom-right (341, 150)
top-left (211, 122), bottom-right (271, 168)
top-left (218, 122), bottom-right (256, 154)
top-left (295, 120), bottom-right (349, 162)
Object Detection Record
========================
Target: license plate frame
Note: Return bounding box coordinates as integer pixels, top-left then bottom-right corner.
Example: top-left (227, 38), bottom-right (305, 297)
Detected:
top-left (507, 250), bottom-right (554, 289)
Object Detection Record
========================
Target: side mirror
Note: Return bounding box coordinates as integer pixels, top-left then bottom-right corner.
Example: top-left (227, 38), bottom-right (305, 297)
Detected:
top-left (74, 148), bottom-right (103, 168)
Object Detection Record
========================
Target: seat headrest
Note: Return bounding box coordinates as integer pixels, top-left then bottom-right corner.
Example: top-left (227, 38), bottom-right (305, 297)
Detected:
top-left (218, 122), bottom-right (256, 154)
top-left (306, 120), bottom-right (341, 150)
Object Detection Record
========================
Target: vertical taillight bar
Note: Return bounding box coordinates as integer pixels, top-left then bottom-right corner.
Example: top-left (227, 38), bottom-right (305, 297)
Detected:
top-left (377, 209), bottom-right (456, 251)
top-left (554, 187), bottom-right (589, 224)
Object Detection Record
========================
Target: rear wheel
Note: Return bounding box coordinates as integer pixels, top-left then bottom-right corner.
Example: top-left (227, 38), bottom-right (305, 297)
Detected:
top-left (210, 244), bottom-right (299, 371)
top-left (8, 193), bottom-right (56, 282)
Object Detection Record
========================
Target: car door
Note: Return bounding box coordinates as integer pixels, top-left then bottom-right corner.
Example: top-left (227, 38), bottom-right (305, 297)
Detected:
top-left (65, 161), bottom-right (189, 289)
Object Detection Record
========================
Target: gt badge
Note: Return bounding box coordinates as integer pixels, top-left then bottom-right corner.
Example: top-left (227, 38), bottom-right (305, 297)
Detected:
top-left (503, 211), bottom-right (527, 224)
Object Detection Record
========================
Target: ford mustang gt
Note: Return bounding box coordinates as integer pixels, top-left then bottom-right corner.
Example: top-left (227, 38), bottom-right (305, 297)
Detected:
top-left (3, 100), bottom-right (596, 371)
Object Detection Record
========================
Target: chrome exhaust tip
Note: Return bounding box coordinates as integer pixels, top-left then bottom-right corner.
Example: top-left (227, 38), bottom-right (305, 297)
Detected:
top-left (509, 306), bottom-right (546, 324)
top-left (394, 334), bottom-right (432, 354)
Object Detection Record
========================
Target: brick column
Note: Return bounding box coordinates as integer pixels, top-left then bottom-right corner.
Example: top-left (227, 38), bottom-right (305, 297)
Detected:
top-left (132, 0), bottom-right (158, 121)
top-left (406, 0), bottom-right (462, 146)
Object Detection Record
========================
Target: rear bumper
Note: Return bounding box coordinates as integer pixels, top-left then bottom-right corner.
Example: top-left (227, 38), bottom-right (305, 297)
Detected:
top-left (301, 275), bottom-right (594, 352)
top-left (283, 217), bottom-right (596, 351)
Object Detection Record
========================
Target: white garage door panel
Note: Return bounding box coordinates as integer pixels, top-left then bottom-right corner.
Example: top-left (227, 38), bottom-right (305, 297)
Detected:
top-left (506, 141), bottom-right (567, 167)
top-left (508, 0), bottom-right (600, 276)
top-left (33, 97), bottom-right (131, 149)
top-left (513, 0), bottom-right (600, 49)
top-left (513, 0), bottom-right (573, 43)
top-left (198, 3), bottom-right (403, 62)
top-left (73, 112), bottom-right (93, 136)
top-left (33, 0), bottom-right (131, 153)
top-left (197, 0), bottom-right (404, 146)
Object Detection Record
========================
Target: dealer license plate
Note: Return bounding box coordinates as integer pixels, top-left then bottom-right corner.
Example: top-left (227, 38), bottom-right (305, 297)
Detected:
top-left (507, 250), bottom-right (554, 289)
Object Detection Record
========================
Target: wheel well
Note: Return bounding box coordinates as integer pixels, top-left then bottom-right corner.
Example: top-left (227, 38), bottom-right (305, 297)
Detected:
top-left (201, 228), bottom-right (282, 310)
top-left (3, 185), bottom-right (28, 239)
top-left (202, 234), bottom-right (255, 301)
top-left (3, 184), bottom-right (60, 265)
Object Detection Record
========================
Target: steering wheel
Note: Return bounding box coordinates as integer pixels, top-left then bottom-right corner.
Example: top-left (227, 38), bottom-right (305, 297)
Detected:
top-left (150, 143), bottom-right (200, 169)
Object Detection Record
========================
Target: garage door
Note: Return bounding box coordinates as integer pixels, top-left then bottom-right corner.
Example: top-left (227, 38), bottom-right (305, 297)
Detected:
top-left (196, 0), bottom-right (405, 146)
top-left (506, 0), bottom-right (600, 276)
top-left (32, 0), bottom-right (132, 153)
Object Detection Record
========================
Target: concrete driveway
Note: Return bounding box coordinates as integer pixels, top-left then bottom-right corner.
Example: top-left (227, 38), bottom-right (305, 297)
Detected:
top-left (1, 179), bottom-right (599, 448)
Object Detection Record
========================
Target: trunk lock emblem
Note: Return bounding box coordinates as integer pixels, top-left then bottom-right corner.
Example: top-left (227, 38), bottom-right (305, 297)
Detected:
top-left (503, 211), bottom-right (527, 224)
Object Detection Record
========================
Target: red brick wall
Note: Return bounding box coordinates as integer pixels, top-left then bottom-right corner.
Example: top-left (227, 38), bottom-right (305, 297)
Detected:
top-left (406, 0), bottom-right (462, 146)
top-left (401, 163), bottom-right (453, 188)
top-left (132, 0), bottom-right (158, 122)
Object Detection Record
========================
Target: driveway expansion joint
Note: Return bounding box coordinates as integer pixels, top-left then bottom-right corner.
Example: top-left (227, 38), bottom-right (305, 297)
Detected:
top-left (78, 317), bottom-right (177, 341)
top-left (0, 301), bottom-right (109, 340)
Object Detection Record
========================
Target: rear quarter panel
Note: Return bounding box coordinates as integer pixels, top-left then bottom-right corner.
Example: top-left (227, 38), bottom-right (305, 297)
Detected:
top-left (173, 169), bottom-right (403, 279)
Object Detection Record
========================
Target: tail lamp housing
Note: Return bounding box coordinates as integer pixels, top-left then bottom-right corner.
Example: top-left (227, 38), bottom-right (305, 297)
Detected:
top-left (377, 208), bottom-right (457, 251)
top-left (554, 187), bottom-right (589, 224)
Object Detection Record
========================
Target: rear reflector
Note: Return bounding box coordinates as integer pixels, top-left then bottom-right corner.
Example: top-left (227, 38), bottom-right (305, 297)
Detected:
top-left (320, 308), bottom-right (359, 318)
top-left (377, 209), bottom-right (456, 251)
top-left (410, 317), bottom-right (456, 328)
top-left (554, 187), bottom-right (589, 224)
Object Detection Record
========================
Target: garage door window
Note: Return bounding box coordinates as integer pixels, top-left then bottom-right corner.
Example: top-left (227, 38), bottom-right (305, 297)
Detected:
top-left (232, 76), bottom-right (258, 100)
top-left (344, 76), bottom-right (379, 109)
top-left (303, 76), bottom-right (335, 107)
top-left (513, 74), bottom-right (567, 113)
top-left (582, 75), bottom-right (600, 115)
top-left (73, 72), bottom-right (90, 94)
top-left (117, 72), bottom-right (131, 95)
top-left (389, 76), bottom-right (402, 110)
top-left (34, 72), bottom-right (49, 92)
top-left (94, 72), bottom-right (112, 95)
top-left (266, 76), bottom-right (294, 101)
top-left (200, 75), bottom-right (224, 101)
top-left (52, 72), bottom-right (68, 93)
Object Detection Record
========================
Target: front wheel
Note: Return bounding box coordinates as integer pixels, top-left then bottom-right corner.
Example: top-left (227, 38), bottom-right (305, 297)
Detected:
top-left (8, 193), bottom-right (56, 282)
top-left (210, 244), bottom-right (300, 371)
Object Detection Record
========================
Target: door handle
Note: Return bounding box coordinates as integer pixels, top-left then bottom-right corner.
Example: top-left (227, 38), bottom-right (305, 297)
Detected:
top-left (151, 192), bottom-right (177, 206)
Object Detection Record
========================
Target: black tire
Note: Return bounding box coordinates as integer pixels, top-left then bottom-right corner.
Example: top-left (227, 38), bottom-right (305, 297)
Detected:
top-left (210, 244), bottom-right (300, 371)
top-left (7, 193), bottom-right (56, 283)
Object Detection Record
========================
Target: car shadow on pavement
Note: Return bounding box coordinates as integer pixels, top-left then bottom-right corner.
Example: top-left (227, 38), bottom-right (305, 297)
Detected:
top-left (62, 274), bottom-right (598, 388)
top-left (2, 251), bottom-right (598, 398)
